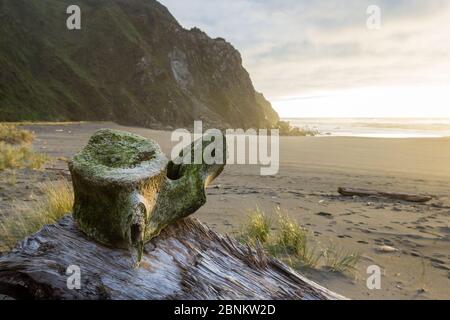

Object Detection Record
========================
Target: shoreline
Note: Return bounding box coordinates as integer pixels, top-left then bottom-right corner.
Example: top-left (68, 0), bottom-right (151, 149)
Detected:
top-left (284, 117), bottom-right (450, 139)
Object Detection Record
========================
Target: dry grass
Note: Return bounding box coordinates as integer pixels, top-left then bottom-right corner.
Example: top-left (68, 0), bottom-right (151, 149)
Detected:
top-left (0, 142), bottom-right (48, 171)
top-left (0, 180), bottom-right (74, 251)
top-left (275, 211), bottom-right (307, 253)
top-left (0, 124), bottom-right (48, 171)
top-left (0, 124), bottom-right (34, 145)
top-left (240, 206), bottom-right (360, 273)
top-left (322, 245), bottom-right (361, 273)
top-left (239, 206), bottom-right (272, 245)
top-left (270, 209), bottom-right (321, 268)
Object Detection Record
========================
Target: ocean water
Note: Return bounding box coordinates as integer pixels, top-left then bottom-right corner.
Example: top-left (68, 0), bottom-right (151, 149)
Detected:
top-left (286, 118), bottom-right (450, 138)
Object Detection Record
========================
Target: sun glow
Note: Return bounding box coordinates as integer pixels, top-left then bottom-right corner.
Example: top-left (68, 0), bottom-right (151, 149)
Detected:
top-left (271, 85), bottom-right (450, 118)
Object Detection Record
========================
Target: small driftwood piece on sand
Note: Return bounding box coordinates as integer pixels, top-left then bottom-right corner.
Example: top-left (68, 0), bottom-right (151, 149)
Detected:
top-left (0, 216), bottom-right (344, 300)
top-left (338, 187), bottom-right (432, 203)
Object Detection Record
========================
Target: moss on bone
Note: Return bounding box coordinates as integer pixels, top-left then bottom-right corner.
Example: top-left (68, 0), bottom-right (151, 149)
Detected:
top-left (71, 129), bottom-right (167, 184)
top-left (69, 129), bottom-right (226, 268)
top-left (146, 133), bottom-right (226, 241)
top-left (80, 129), bottom-right (155, 168)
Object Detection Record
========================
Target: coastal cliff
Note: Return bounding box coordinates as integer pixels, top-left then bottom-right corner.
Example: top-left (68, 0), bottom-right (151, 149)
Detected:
top-left (0, 0), bottom-right (279, 129)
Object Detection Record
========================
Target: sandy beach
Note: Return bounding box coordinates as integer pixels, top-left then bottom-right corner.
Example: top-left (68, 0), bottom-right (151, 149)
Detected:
top-left (1, 122), bottom-right (449, 300)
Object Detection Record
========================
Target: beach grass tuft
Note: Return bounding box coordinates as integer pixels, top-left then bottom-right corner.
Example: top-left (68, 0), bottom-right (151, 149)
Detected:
top-left (0, 142), bottom-right (48, 171)
top-left (322, 244), bottom-right (361, 273)
top-left (0, 180), bottom-right (74, 252)
top-left (269, 208), bottom-right (321, 268)
top-left (0, 124), bottom-right (35, 145)
top-left (240, 206), bottom-right (360, 273)
top-left (0, 124), bottom-right (48, 171)
top-left (239, 206), bottom-right (273, 245)
top-left (275, 210), bottom-right (307, 254)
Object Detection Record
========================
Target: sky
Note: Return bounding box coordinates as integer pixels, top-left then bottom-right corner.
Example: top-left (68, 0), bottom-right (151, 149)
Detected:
top-left (159, 0), bottom-right (450, 118)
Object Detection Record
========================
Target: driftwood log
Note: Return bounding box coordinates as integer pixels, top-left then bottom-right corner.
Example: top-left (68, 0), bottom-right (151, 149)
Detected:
top-left (0, 216), bottom-right (344, 300)
top-left (338, 187), bottom-right (432, 203)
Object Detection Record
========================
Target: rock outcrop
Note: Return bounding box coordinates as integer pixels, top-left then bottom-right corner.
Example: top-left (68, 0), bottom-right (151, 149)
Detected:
top-left (0, 0), bottom-right (279, 129)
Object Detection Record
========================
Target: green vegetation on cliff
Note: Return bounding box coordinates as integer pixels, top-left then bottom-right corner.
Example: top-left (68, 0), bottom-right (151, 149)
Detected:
top-left (0, 0), bottom-right (279, 129)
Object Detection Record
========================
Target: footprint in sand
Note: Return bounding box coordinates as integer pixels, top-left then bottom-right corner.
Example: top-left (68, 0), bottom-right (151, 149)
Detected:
top-left (410, 251), bottom-right (421, 257)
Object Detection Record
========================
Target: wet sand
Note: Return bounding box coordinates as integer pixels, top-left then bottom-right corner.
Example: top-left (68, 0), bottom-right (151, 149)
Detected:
top-left (1, 122), bottom-right (449, 300)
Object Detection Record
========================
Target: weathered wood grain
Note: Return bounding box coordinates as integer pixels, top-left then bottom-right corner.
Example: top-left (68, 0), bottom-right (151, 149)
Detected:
top-left (0, 216), bottom-right (344, 300)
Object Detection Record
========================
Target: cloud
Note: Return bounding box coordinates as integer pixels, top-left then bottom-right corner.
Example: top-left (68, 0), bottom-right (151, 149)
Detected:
top-left (159, 0), bottom-right (450, 100)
